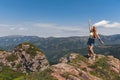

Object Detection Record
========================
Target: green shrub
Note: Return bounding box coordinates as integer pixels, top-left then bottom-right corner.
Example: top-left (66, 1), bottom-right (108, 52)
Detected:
top-left (90, 57), bottom-right (120, 80)
top-left (13, 76), bottom-right (25, 80)
top-left (6, 54), bottom-right (18, 62)
top-left (93, 57), bottom-right (109, 69)
top-left (0, 66), bottom-right (25, 80)
top-left (90, 68), bottom-right (109, 80)
top-left (26, 47), bottom-right (38, 56)
top-left (18, 42), bottom-right (44, 56)
top-left (61, 72), bottom-right (70, 79)
top-left (16, 63), bottom-right (22, 68)
top-left (69, 54), bottom-right (88, 67)
top-left (71, 55), bottom-right (87, 63)
top-left (25, 69), bottom-right (57, 80)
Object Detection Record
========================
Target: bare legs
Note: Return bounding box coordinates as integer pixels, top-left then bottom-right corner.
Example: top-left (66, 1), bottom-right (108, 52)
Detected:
top-left (88, 46), bottom-right (96, 60)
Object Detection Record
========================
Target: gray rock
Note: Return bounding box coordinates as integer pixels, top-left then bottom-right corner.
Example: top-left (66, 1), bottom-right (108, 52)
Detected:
top-left (0, 43), bottom-right (49, 73)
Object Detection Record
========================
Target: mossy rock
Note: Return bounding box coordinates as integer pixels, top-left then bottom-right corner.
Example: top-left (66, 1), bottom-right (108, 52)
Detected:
top-left (17, 42), bottom-right (44, 56)
top-left (90, 57), bottom-right (120, 80)
top-left (25, 68), bottom-right (57, 80)
top-left (69, 54), bottom-right (88, 64)
top-left (16, 63), bottom-right (22, 68)
top-left (6, 54), bottom-right (18, 62)
top-left (68, 54), bottom-right (88, 69)
top-left (93, 57), bottom-right (109, 69)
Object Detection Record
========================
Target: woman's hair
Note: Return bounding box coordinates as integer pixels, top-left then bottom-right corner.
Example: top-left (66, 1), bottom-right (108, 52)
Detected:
top-left (92, 26), bottom-right (98, 38)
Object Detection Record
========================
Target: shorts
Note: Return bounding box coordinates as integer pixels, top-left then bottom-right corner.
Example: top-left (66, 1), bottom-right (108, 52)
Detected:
top-left (87, 37), bottom-right (95, 46)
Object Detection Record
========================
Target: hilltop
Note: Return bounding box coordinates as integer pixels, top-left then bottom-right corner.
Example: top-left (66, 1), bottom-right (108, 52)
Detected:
top-left (0, 42), bottom-right (49, 73)
top-left (0, 42), bottom-right (120, 80)
top-left (50, 53), bottom-right (120, 80)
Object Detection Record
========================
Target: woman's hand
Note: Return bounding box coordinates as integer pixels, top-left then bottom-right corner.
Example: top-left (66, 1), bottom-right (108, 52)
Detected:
top-left (100, 40), bottom-right (104, 45)
top-left (99, 39), bottom-right (104, 45)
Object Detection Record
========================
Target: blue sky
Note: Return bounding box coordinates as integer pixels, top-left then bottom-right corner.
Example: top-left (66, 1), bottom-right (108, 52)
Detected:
top-left (0, 0), bottom-right (120, 37)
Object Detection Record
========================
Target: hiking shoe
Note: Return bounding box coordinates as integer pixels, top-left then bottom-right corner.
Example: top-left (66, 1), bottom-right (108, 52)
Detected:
top-left (88, 56), bottom-right (92, 60)
top-left (92, 54), bottom-right (96, 61)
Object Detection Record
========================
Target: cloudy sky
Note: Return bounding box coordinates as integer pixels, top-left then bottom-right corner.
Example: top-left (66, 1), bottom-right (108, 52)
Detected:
top-left (0, 0), bottom-right (120, 37)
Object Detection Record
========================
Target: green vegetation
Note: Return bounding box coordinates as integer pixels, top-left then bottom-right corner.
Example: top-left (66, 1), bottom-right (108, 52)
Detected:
top-left (0, 66), bottom-right (25, 80)
top-left (13, 76), bottom-right (25, 80)
top-left (26, 46), bottom-right (38, 56)
top-left (25, 69), bottom-right (57, 80)
top-left (16, 63), bottom-right (22, 68)
top-left (6, 54), bottom-right (18, 62)
top-left (18, 42), bottom-right (44, 56)
top-left (0, 66), bottom-right (57, 80)
top-left (69, 54), bottom-right (88, 67)
top-left (61, 72), bottom-right (78, 79)
top-left (0, 50), bottom-right (5, 51)
top-left (70, 54), bottom-right (88, 64)
top-left (92, 57), bottom-right (109, 69)
top-left (61, 72), bottom-right (70, 79)
top-left (90, 57), bottom-right (120, 80)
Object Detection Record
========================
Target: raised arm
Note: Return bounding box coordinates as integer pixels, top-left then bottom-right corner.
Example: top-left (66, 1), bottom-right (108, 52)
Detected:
top-left (88, 20), bottom-right (92, 32)
top-left (97, 34), bottom-right (104, 45)
top-left (89, 26), bottom-right (91, 32)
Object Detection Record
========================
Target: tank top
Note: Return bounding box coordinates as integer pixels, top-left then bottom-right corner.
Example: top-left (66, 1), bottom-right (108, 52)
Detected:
top-left (90, 31), bottom-right (98, 38)
top-left (90, 32), bottom-right (94, 38)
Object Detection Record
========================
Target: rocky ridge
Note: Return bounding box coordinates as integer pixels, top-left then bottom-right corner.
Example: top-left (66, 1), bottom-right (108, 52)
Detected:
top-left (0, 42), bottom-right (49, 73)
top-left (0, 42), bottom-right (120, 80)
top-left (50, 53), bottom-right (120, 80)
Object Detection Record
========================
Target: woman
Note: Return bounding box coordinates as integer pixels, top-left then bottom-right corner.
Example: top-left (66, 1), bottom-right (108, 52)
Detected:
top-left (87, 26), bottom-right (104, 60)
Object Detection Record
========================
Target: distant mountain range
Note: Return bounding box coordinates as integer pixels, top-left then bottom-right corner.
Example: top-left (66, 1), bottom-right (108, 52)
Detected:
top-left (0, 34), bottom-right (120, 63)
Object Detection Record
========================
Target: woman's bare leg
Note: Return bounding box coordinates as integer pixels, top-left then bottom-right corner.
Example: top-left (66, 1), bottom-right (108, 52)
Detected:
top-left (88, 45), bottom-right (96, 60)
top-left (90, 46), bottom-right (96, 60)
top-left (88, 46), bottom-right (93, 57)
top-left (90, 46), bottom-right (95, 56)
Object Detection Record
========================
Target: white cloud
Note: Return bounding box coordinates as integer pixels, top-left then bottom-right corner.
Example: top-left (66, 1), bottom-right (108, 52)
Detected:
top-left (29, 22), bottom-right (89, 37)
top-left (0, 22), bottom-right (85, 37)
top-left (0, 21), bottom-right (119, 37)
top-left (18, 27), bottom-right (27, 30)
top-left (0, 24), bottom-right (14, 27)
top-left (104, 22), bottom-right (120, 28)
top-left (0, 23), bottom-right (28, 31)
top-left (94, 20), bottom-right (120, 28)
top-left (94, 20), bottom-right (109, 26)
top-left (10, 27), bottom-right (16, 30)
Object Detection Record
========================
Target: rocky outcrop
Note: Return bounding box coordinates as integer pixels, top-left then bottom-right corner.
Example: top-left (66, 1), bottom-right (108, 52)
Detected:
top-left (107, 56), bottom-right (120, 73)
top-left (0, 42), bottom-right (49, 73)
top-left (0, 42), bottom-right (120, 80)
top-left (50, 53), bottom-right (120, 80)
top-left (59, 57), bottom-right (68, 63)
top-left (51, 63), bottom-right (102, 80)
